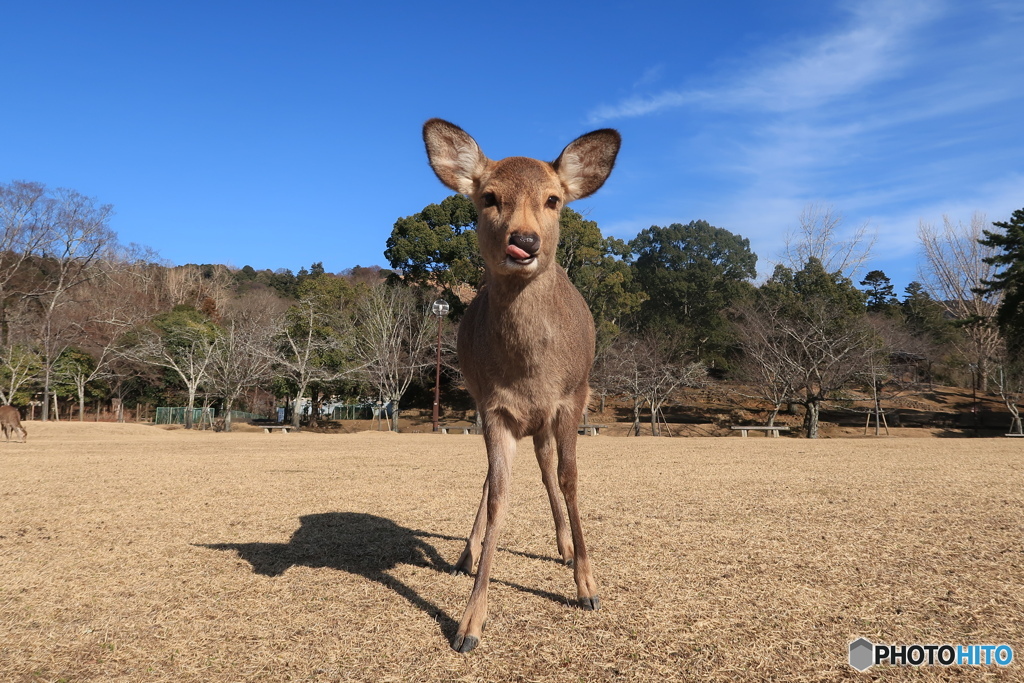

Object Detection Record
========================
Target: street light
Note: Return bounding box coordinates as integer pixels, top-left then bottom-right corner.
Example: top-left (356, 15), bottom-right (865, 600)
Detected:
top-left (969, 363), bottom-right (979, 434)
top-left (431, 299), bottom-right (450, 432)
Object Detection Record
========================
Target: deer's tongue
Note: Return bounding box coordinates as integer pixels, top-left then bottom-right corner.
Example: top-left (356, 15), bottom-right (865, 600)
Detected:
top-left (506, 244), bottom-right (532, 260)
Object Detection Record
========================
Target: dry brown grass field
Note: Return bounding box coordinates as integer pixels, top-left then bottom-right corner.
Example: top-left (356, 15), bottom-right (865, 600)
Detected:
top-left (2, 423), bottom-right (1022, 682)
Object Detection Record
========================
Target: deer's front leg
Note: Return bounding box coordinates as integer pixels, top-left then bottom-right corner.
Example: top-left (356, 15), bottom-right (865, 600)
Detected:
top-left (555, 408), bottom-right (600, 611)
top-left (451, 423), bottom-right (516, 653)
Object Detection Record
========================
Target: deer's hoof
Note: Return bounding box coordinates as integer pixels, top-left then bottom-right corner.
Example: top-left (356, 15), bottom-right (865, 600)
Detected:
top-left (579, 595), bottom-right (601, 611)
top-left (451, 550), bottom-right (475, 576)
top-left (451, 634), bottom-right (480, 653)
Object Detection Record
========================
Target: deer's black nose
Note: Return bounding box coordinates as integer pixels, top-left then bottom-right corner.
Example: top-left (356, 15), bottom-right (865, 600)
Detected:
top-left (509, 232), bottom-right (540, 255)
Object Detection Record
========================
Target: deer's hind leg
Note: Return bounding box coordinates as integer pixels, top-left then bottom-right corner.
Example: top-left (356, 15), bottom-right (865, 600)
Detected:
top-left (533, 429), bottom-right (574, 565)
top-left (452, 479), bottom-right (488, 576)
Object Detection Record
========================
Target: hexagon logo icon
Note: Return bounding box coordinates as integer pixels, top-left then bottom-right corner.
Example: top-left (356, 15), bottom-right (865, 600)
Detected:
top-left (849, 638), bottom-right (874, 671)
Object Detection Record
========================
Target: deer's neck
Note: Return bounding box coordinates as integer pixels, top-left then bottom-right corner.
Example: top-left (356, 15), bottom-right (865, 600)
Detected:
top-left (479, 267), bottom-right (564, 355)
top-left (484, 266), bottom-right (557, 315)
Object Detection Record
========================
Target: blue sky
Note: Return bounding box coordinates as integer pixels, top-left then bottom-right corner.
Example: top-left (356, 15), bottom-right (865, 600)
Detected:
top-left (3, 0), bottom-right (1021, 294)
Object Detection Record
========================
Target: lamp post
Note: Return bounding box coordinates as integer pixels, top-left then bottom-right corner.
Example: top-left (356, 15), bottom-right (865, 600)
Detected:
top-left (431, 299), bottom-right (450, 432)
top-left (969, 363), bottom-right (979, 434)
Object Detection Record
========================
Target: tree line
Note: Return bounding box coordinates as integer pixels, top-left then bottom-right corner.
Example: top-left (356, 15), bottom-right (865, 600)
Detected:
top-left (0, 181), bottom-right (440, 431)
top-left (3, 179), bottom-right (1023, 436)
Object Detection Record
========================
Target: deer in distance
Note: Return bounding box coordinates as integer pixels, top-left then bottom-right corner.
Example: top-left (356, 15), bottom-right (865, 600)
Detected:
top-left (0, 405), bottom-right (27, 442)
top-left (422, 118), bottom-right (620, 653)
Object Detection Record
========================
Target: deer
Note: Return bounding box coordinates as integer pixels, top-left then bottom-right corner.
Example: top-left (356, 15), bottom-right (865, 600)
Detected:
top-left (422, 118), bottom-right (620, 653)
top-left (0, 405), bottom-right (27, 442)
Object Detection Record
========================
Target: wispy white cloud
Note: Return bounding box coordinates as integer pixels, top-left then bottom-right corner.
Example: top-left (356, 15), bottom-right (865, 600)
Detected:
top-left (590, 0), bottom-right (1023, 292)
top-left (633, 64), bottom-right (666, 89)
top-left (588, 0), bottom-right (940, 123)
top-left (588, 90), bottom-right (709, 123)
top-left (729, 0), bottom-right (938, 111)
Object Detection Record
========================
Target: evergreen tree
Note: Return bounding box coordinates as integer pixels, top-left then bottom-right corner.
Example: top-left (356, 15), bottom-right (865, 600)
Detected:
top-left (384, 194), bottom-right (482, 313)
top-left (859, 270), bottom-right (898, 313)
top-left (630, 220), bottom-right (757, 365)
top-left (979, 208), bottom-right (1024, 352)
top-left (386, 196), bottom-right (639, 336)
top-left (557, 208), bottom-right (645, 347)
top-left (901, 281), bottom-right (954, 345)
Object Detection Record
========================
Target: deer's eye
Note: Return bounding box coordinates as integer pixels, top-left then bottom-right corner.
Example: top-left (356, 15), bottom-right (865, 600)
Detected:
top-left (545, 195), bottom-right (560, 209)
top-left (482, 192), bottom-right (497, 208)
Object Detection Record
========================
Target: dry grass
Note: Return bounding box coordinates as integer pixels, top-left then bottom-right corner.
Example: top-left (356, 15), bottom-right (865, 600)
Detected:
top-left (1, 423), bottom-right (1022, 681)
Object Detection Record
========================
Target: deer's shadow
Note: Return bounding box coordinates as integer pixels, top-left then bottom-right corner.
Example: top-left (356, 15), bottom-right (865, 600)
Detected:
top-left (198, 511), bottom-right (573, 642)
top-left (199, 512), bottom-right (459, 638)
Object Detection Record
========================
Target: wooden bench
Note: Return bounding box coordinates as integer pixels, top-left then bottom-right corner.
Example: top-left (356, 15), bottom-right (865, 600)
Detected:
top-left (440, 425), bottom-right (472, 434)
top-left (262, 425), bottom-right (292, 434)
top-left (730, 425), bottom-right (790, 438)
top-left (578, 424), bottom-right (607, 436)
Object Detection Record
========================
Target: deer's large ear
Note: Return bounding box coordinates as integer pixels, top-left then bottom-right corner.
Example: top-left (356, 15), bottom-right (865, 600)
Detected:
top-left (423, 119), bottom-right (488, 195)
top-left (552, 129), bottom-right (621, 202)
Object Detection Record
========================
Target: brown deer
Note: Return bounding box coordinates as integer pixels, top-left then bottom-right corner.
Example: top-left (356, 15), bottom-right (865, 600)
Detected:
top-left (422, 119), bottom-right (620, 653)
top-left (0, 405), bottom-right (27, 442)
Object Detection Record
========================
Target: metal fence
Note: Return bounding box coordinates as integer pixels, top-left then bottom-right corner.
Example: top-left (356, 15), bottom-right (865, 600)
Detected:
top-left (154, 407), bottom-right (262, 425)
top-left (332, 403), bottom-right (374, 420)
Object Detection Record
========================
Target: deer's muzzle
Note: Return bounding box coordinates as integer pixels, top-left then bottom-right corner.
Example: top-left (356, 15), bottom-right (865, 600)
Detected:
top-left (506, 232), bottom-right (540, 263)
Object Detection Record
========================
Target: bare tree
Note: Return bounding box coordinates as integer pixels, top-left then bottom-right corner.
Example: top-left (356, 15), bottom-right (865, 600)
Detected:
top-left (603, 335), bottom-right (648, 435)
top-left (605, 332), bottom-right (706, 436)
top-left (86, 247), bottom-right (173, 421)
top-left (121, 311), bottom-right (219, 429)
top-left (208, 291), bottom-right (283, 431)
top-left (638, 333), bottom-right (706, 437)
top-left (350, 283), bottom-right (433, 431)
top-left (0, 300), bottom-right (42, 406)
top-left (733, 301), bottom-right (800, 426)
top-left (0, 182), bottom-right (53, 409)
top-left (865, 312), bottom-right (934, 380)
top-left (781, 204), bottom-right (876, 280)
top-left (0, 181), bottom-right (56, 345)
top-left (918, 213), bottom-right (1002, 391)
top-left (270, 291), bottom-right (351, 429)
top-left (103, 355), bottom-right (154, 423)
top-left (0, 344), bottom-right (41, 406)
top-left (27, 188), bottom-right (117, 420)
top-left (858, 321), bottom-right (917, 436)
top-left (793, 303), bottom-right (874, 438)
top-left (161, 263), bottom-right (234, 314)
top-left (737, 293), bottom-right (873, 438)
top-left (52, 348), bottom-right (99, 420)
top-left (54, 264), bottom-right (156, 420)
top-left (993, 349), bottom-right (1023, 435)
top-left (589, 339), bottom-right (621, 416)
